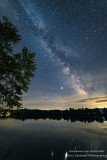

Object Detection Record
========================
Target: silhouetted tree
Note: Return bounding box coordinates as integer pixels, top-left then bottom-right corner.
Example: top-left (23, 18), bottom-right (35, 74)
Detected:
top-left (0, 17), bottom-right (37, 109)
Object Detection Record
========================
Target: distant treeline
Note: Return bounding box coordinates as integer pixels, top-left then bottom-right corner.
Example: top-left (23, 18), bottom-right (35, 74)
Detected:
top-left (0, 108), bottom-right (107, 123)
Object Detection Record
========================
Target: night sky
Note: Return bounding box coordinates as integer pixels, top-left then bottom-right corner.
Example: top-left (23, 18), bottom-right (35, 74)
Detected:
top-left (0, 0), bottom-right (107, 109)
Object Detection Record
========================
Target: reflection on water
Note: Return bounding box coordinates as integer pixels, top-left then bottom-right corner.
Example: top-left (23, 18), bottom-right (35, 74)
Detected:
top-left (0, 119), bottom-right (107, 160)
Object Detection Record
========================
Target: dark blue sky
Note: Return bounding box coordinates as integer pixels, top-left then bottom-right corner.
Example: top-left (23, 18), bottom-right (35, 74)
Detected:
top-left (0, 0), bottom-right (107, 109)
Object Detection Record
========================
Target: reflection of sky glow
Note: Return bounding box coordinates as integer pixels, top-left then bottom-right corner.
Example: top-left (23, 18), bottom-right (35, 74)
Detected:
top-left (0, 119), bottom-right (107, 159)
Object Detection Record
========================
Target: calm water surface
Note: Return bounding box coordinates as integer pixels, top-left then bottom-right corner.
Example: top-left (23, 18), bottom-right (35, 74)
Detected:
top-left (0, 119), bottom-right (107, 160)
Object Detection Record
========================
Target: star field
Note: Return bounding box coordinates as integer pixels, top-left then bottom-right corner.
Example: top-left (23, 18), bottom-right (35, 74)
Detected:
top-left (0, 0), bottom-right (107, 109)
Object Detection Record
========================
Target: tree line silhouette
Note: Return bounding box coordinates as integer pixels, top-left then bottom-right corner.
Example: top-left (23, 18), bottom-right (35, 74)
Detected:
top-left (0, 108), bottom-right (107, 123)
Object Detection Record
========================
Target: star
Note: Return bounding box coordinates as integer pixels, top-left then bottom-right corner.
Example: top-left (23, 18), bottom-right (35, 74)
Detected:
top-left (60, 86), bottom-right (64, 90)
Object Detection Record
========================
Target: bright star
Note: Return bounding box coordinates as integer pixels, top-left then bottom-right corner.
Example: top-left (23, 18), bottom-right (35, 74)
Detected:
top-left (61, 86), bottom-right (64, 90)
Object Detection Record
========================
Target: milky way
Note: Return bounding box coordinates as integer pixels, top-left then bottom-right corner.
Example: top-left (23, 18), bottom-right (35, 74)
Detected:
top-left (0, 0), bottom-right (107, 109)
